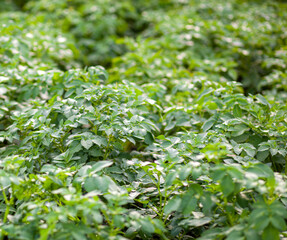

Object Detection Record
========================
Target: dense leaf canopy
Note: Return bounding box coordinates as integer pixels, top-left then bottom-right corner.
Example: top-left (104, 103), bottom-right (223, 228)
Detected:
top-left (1, 0), bottom-right (287, 239)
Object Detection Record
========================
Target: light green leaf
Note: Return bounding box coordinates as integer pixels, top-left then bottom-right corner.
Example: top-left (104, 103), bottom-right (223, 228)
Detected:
top-left (202, 118), bottom-right (215, 132)
top-left (81, 139), bottom-right (93, 150)
top-left (220, 174), bottom-right (234, 197)
top-left (165, 171), bottom-right (177, 187)
top-left (179, 217), bottom-right (212, 227)
top-left (233, 104), bottom-right (242, 118)
top-left (92, 136), bottom-right (107, 147)
top-left (179, 166), bottom-right (192, 180)
top-left (90, 161), bottom-right (113, 173)
top-left (84, 176), bottom-right (109, 192)
top-left (164, 198), bottom-right (181, 215)
top-left (256, 94), bottom-right (270, 108)
top-left (141, 219), bottom-right (155, 234)
top-left (242, 143), bottom-right (256, 157)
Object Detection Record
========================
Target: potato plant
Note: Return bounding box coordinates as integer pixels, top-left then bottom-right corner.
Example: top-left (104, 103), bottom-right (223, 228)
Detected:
top-left (1, 0), bottom-right (287, 239)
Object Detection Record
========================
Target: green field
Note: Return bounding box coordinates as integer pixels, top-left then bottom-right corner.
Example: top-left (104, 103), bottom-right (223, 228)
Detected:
top-left (1, 0), bottom-right (287, 239)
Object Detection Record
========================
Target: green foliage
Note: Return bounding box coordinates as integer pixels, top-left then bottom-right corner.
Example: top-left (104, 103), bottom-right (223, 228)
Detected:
top-left (24, 0), bottom-right (149, 67)
top-left (1, 0), bottom-right (287, 239)
top-left (110, 0), bottom-right (287, 95)
top-left (0, 12), bottom-right (79, 70)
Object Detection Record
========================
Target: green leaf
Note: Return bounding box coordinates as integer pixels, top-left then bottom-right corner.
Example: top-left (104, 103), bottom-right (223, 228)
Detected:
top-left (202, 118), bottom-right (215, 132)
top-left (90, 161), bottom-right (113, 173)
top-left (242, 143), bottom-right (256, 157)
top-left (84, 176), bottom-right (109, 192)
top-left (244, 229), bottom-right (261, 240)
top-left (247, 164), bottom-right (274, 179)
top-left (165, 171), bottom-right (177, 187)
top-left (211, 169), bottom-right (225, 181)
top-left (165, 120), bottom-right (176, 131)
top-left (201, 193), bottom-right (215, 215)
top-left (40, 164), bottom-right (58, 173)
top-left (228, 69), bottom-right (238, 81)
top-left (270, 148), bottom-right (278, 156)
top-left (153, 219), bottom-right (166, 234)
top-left (226, 231), bottom-right (244, 240)
top-left (230, 124), bottom-right (250, 137)
top-left (179, 217), bottom-right (212, 227)
top-left (179, 166), bottom-right (192, 180)
top-left (220, 174), bottom-right (234, 197)
top-left (141, 219), bottom-right (155, 234)
top-left (69, 141), bottom-right (82, 154)
top-left (262, 224), bottom-right (279, 240)
top-left (162, 140), bottom-right (172, 148)
top-left (164, 197), bottom-right (182, 215)
top-left (256, 94), bottom-right (270, 108)
top-left (89, 147), bottom-right (103, 157)
top-left (0, 175), bottom-right (11, 189)
top-left (253, 215), bottom-right (270, 231)
top-left (180, 191), bottom-right (197, 215)
top-left (92, 136), bottom-right (107, 147)
top-left (233, 104), bottom-right (242, 118)
top-left (81, 139), bottom-right (93, 150)
top-left (144, 132), bottom-right (154, 145)
top-left (256, 150), bottom-right (269, 161)
top-left (270, 200), bottom-right (287, 218)
top-left (270, 216), bottom-right (286, 231)
top-left (197, 88), bottom-right (213, 102)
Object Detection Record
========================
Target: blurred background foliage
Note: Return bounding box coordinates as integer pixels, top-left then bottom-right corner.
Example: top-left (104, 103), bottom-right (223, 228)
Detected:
top-left (1, 0), bottom-right (287, 96)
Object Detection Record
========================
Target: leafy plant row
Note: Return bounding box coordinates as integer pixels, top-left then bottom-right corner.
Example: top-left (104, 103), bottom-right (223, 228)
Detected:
top-left (0, 65), bottom-right (286, 239)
